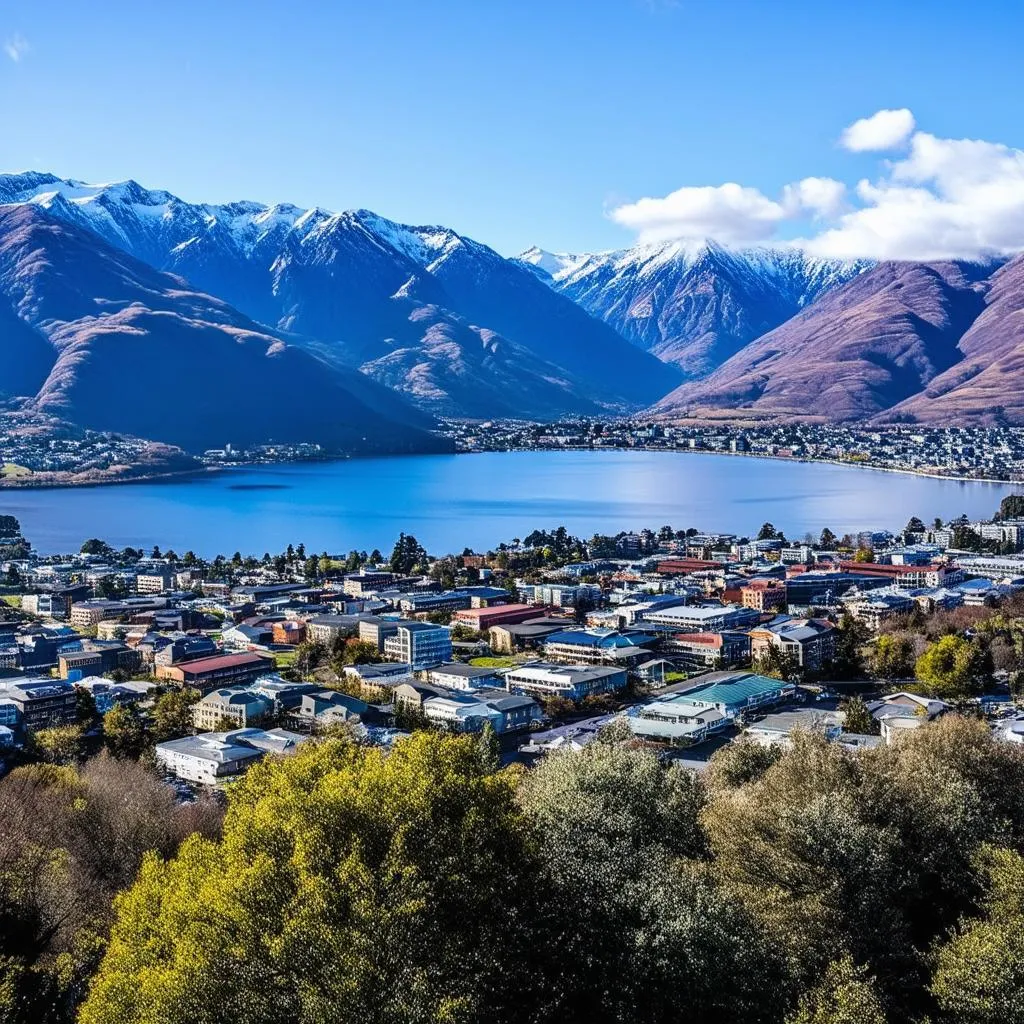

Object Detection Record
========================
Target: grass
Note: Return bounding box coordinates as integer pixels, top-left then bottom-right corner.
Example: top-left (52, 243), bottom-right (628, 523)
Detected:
top-left (1, 463), bottom-right (31, 478)
top-left (274, 649), bottom-right (300, 668)
top-left (1, 595), bottom-right (21, 608)
top-left (468, 656), bottom-right (522, 669)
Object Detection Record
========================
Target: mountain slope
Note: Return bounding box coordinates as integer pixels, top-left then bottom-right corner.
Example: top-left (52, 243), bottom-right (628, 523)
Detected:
top-left (650, 260), bottom-right (993, 422)
top-left (0, 204), bottom-right (446, 453)
top-left (0, 174), bottom-right (680, 414)
top-left (519, 240), bottom-right (869, 378)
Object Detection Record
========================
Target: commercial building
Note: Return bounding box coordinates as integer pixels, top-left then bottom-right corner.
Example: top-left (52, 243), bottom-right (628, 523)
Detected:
top-left (659, 671), bottom-right (795, 720)
top-left (504, 663), bottom-right (626, 701)
top-left (156, 652), bottom-right (273, 692)
top-left (663, 630), bottom-right (751, 671)
top-left (192, 687), bottom-right (274, 731)
top-left (0, 679), bottom-right (78, 731)
top-left (154, 727), bottom-right (309, 784)
top-left (643, 604), bottom-right (760, 634)
top-left (740, 580), bottom-right (787, 613)
top-left (382, 623), bottom-right (452, 670)
top-left (748, 618), bottom-right (837, 672)
top-left (426, 663), bottom-right (505, 691)
top-left (542, 628), bottom-right (656, 667)
top-left (452, 603), bottom-right (548, 631)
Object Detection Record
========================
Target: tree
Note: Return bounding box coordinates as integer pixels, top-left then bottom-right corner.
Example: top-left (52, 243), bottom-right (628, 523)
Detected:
top-left (80, 734), bottom-right (541, 1024)
top-left (914, 634), bottom-right (986, 699)
top-left (931, 846), bottom-right (1024, 1023)
top-left (29, 725), bottom-right (85, 765)
top-left (150, 546), bottom-right (161, 559)
top-left (80, 538), bottom-right (111, 556)
top-left (151, 688), bottom-right (200, 742)
top-left (103, 705), bottom-right (148, 759)
top-left (869, 633), bottom-right (916, 680)
top-left (819, 528), bottom-right (837, 550)
top-left (758, 522), bottom-right (779, 540)
top-left (853, 546), bottom-right (875, 563)
top-left (477, 721), bottom-right (501, 773)
top-left (389, 532), bottom-right (428, 575)
top-left (754, 645), bottom-right (802, 682)
top-left (786, 957), bottom-right (886, 1024)
top-left (904, 516), bottom-right (925, 536)
top-left (839, 696), bottom-right (876, 736)
top-left (832, 614), bottom-right (869, 679)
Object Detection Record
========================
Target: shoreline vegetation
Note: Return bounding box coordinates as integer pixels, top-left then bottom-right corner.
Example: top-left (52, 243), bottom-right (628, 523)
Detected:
top-left (1, 443), bottom-right (1013, 491)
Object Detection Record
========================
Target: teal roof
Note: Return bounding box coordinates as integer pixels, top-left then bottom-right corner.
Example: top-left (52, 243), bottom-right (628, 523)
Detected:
top-left (666, 672), bottom-right (791, 711)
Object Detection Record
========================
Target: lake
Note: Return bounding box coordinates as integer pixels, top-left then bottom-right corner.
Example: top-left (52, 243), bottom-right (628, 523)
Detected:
top-left (1, 450), bottom-right (1017, 557)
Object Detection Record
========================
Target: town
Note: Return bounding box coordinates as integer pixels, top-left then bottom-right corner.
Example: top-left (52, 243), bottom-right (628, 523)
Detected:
top-left (3, 491), bottom-right (1024, 783)
top-left (445, 419), bottom-right (1024, 482)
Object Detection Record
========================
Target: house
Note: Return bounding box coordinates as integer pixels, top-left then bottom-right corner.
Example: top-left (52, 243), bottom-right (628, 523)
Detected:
top-left (192, 687), bottom-right (274, 731)
top-left (426, 663), bottom-right (504, 691)
top-left (504, 663), bottom-right (627, 701)
top-left (867, 691), bottom-right (949, 742)
top-left (743, 708), bottom-right (844, 747)
top-left (382, 623), bottom-right (452, 670)
top-left (292, 690), bottom-right (369, 731)
top-left (154, 727), bottom-right (310, 783)
top-left (156, 652), bottom-right (273, 693)
top-left (748, 618), bottom-right (836, 672)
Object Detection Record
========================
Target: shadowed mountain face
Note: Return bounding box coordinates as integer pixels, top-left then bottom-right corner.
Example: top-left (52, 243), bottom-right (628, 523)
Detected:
top-left (649, 260), bottom-right (1005, 423)
top-left (0, 204), bottom-right (447, 453)
top-left (0, 174), bottom-right (680, 416)
top-left (518, 241), bottom-right (870, 378)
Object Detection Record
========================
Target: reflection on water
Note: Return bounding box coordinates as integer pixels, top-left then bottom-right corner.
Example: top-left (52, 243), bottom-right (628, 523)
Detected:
top-left (3, 450), bottom-right (1016, 557)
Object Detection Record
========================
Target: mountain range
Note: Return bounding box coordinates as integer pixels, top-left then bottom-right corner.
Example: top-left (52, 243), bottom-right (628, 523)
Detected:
top-left (1, 170), bottom-right (1024, 452)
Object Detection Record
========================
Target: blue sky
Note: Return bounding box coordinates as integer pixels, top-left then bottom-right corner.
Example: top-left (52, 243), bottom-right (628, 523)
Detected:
top-left (2, 0), bottom-right (1022, 257)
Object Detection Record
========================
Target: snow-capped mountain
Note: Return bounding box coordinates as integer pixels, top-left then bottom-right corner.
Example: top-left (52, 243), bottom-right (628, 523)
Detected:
top-left (518, 239), bottom-right (872, 379)
top-left (0, 172), bottom-right (678, 414)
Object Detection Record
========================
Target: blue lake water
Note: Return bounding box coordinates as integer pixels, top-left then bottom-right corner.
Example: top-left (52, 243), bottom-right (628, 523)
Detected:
top-left (1, 450), bottom-right (1017, 557)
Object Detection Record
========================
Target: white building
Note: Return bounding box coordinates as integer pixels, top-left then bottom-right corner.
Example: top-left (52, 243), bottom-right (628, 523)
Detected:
top-left (154, 727), bottom-right (309, 784)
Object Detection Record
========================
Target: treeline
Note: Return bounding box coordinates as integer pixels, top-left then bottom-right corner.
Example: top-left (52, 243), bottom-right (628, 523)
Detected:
top-left (5, 719), bottom-right (1024, 1023)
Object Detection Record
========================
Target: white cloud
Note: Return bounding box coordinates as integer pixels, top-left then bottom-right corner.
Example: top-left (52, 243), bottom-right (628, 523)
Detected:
top-left (805, 132), bottom-right (1024, 260)
top-left (839, 108), bottom-right (915, 152)
top-left (4, 32), bottom-right (29, 62)
top-left (610, 110), bottom-right (1024, 261)
top-left (782, 177), bottom-right (847, 219)
top-left (609, 182), bottom-right (787, 246)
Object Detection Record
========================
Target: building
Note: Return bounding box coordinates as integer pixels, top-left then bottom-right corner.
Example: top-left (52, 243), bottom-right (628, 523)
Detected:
top-left (504, 663), bottom-right (627, 701)
top-left (21, 593), bottom-right (66, 618)
top-left (69, 596), bottom-right (168, 627)
top-left (305, 615), bottom-right (361, 644)
top-left (382, 623), bottom-right (452, 670)
top-left (136, 571), bottom-right (172, 594)
top-left (846, 591), bottom-right (917, 630)
top-left (517, 583), bottom-right (602, 608)
top-left (743, 708), bottom-right (844, 747)
top-left (398, 590), bottom-right (472, 616)
top-left (421, 690), bottom-right (541, 734)
top-left (659, 671), bottom-right (795, 720)
top-left (740, 580), bottom-right (788, 613)
top-left (426, 663), bottom-right (505, 691)
top-left (866, 692), bottom-right (949, 742)
top-left (271, 620), bottom-right (307, 645)
top-left (663, 631), bottom-right (751, 671)
top-left (192, 687), bottom-right (274, 731)
top-left (154, 727), bottom-right (309, 783)
top-left (342, 662), bottom-right (415, 701)
top-left (452, 604), bottom-right (549, 631)
top-left (153, 634), bottom-right (219, 668)
top-left (292, 690), bottom-right (369, 731)
top-left (488, 619), bottom-right (567, 654)
top-left (358, 616), bottom-right (414, 652)
top-left (542, 628), bottom-right (656, 667)
top-left (642, 604), bottom-right (760, 634)
top-left (156, 652), bottom-right (273, 693)
top-left (625, 702), bottom-right (727, 746)
top-left (748, 618), bottom-right (837, 672)
top-left (0, 679), bottom-right (78, 731)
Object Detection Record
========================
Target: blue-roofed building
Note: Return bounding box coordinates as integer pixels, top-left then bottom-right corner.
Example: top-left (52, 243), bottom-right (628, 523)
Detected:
top-left (543, 628), bottom-right (656, 666)
top-left (659, 671), bottom-right (795, 720)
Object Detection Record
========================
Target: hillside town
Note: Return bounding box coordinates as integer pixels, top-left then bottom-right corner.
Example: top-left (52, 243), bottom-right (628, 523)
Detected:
top-left (446, 420), bottom-right (1024, 481)
top-left (3, 492), bottom-right (1024, 784)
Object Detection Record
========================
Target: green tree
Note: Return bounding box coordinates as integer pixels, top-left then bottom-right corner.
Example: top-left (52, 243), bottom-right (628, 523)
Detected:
top-left (914, 635), bottom-right (986, 699)
top-left (869, 634), bottom-right (916, 680)
top-left (786, 957), bottom-right (886, 1024)
top-left (28, 725), bottom-right (85, 765)
top-left (151, 688), bottom-right (201, 742)
top-left (103, 705), bottom-right (148, 759)
top-left (839, 696), bottom-right (876, 736)
top-left (389, 532), bottom-right (428, 575)
top-left (477, 721), bottom-right (501, 773)
top-left (80, 733), bottom-right (540, 1024)
top-left (758, 522), bottom-right (779, 540)
top-left (853, 546), bottom-right (875, 563)
top-left (80, 538), bottom-right (112, 556)
top-left (819, 528), bottom-right (837, 550)
top-left (931, 846), bottom-right (1024, 1023)
top-left (833, 614), bottom-right (870, 679)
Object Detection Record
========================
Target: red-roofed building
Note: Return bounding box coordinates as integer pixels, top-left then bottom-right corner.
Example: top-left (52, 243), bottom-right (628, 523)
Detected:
top-left (155, 652), bottom-right (273, 692)
top-left (452, 604), bottom-right (554, 630)
top-left (663, 630), bottom-right (751, 671)
top-left (656, 558), bottom-right (726, 575)
top-left (838, 561), bottom-right (962, 588)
